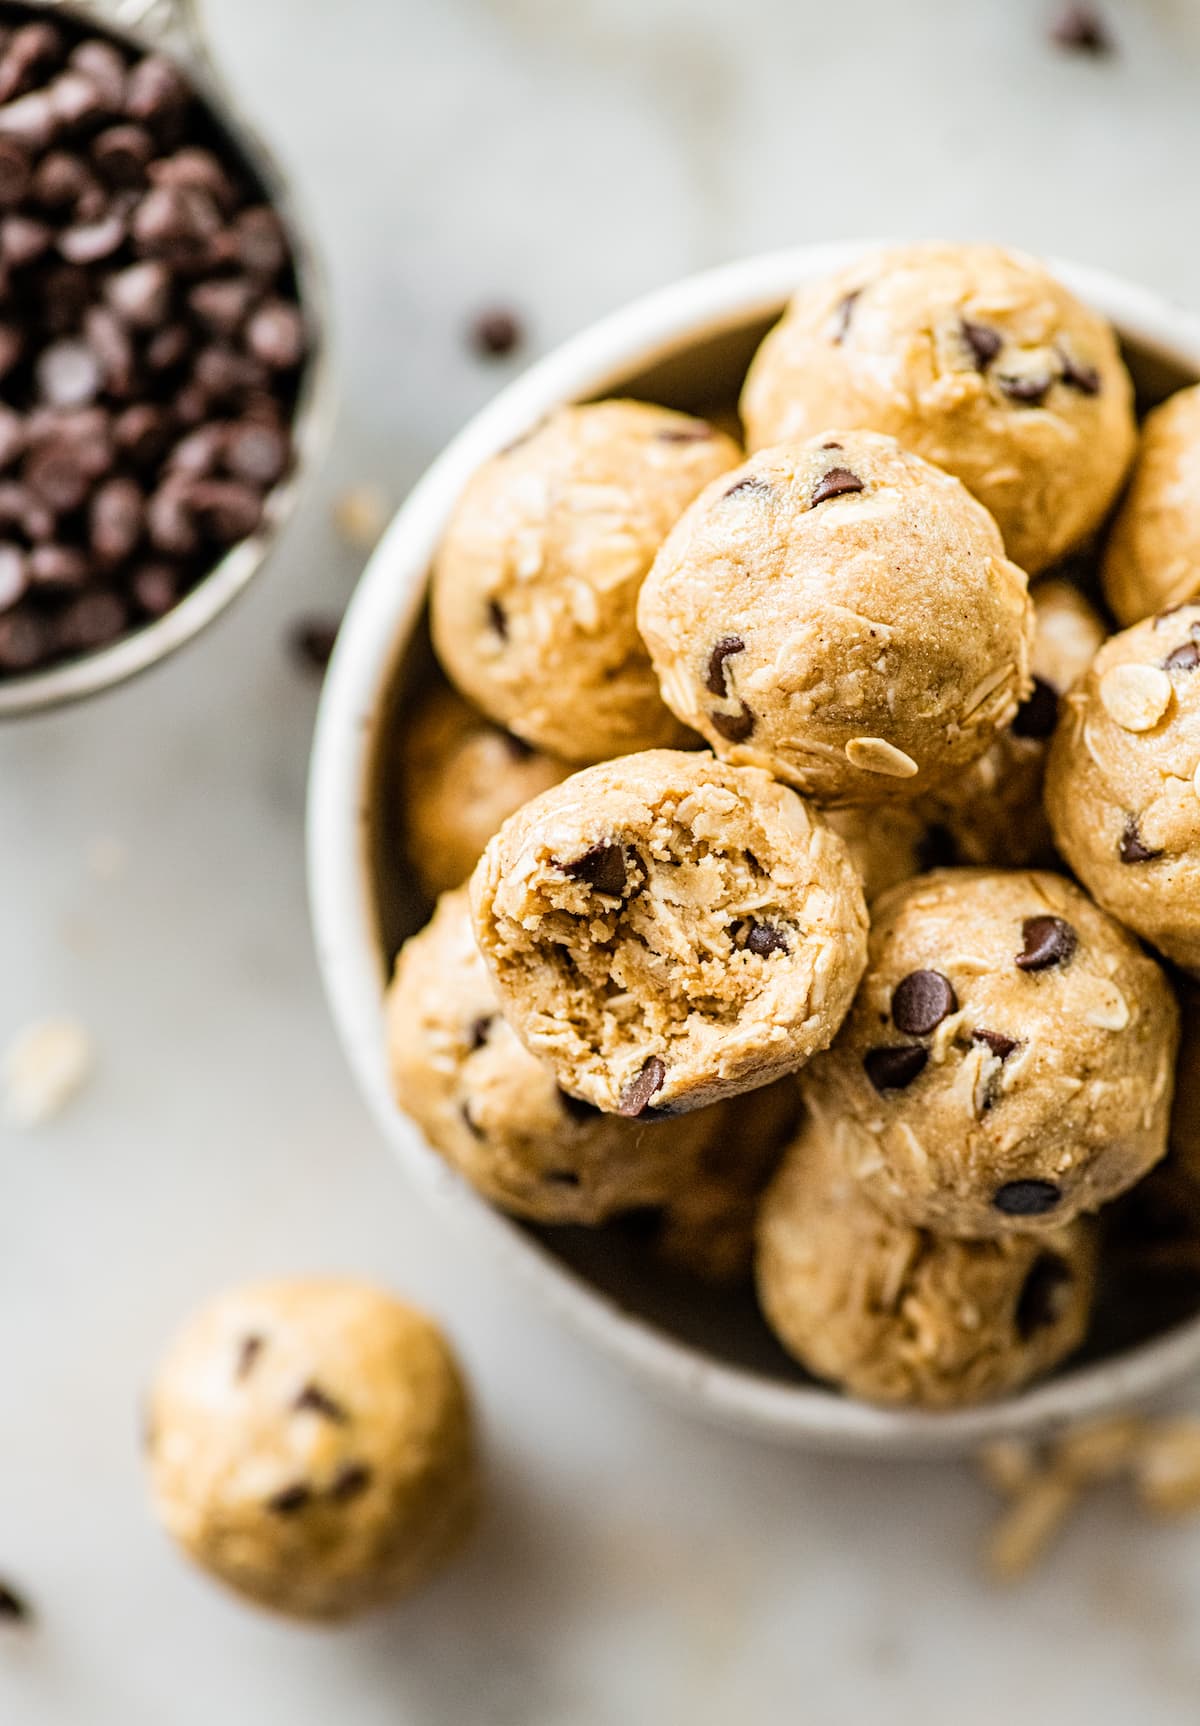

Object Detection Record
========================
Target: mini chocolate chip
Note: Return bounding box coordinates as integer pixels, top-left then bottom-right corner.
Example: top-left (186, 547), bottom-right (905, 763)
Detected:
top-left (267, 1482), bottom-right (312, 1516)
top-left (656, 423), bottom-right (713, 443)
top-left (811, 466), bottom-right (864, 506)
top-left (1119, 814), bottom-right (1162, 864)
top-left (618, 1056), bottom-right (666, 1118)
top-left (723, 476), bottom-right (770, 500)
top-left (1163, 641), bottom-right (1200, 672)
top-left (1059, 351), bottom-right (1101, 395)
top-left (1011, 675), bottom-right (1060, 739)
top-left (470, 308), bottom-right (523, 358)
top-left (288, 614), bottom-right (339, 673)
top-left (998, 372), bottom-right (1053, 406)
top-left (709, 701), bottom-right (755, 742)
top-left (705, 633), bottom-right (745, 697)
top-left (544, 1169), bottom-right (582, 1186)
top-left (832, 289), bottom-right (860, 343)
top-left (961, 319), bottom-right (1002, 370)
top-left (293, 1382), bottom-right (348, 1424)
top-left (1016, 1253), bottom-right (1072, 1339)
top-left (863, 1045), bottom-right (928, 1092)
top-left (558, 1086), bottom-right (601, 1122)
top-left (486, 597), bottom-right (507, 639)
top-left (732, 918), bottom-right (789, 958)
top-left (891, 970), bottom-right (957, 1035)
top-left (469, 1015), bottom-right (494, 1051)
top-left (0, 1580), bottom-right (30, 1623)
top-left (1050, 4), bottom-right (1113, 55)
top-left (993, 1179), bottom-right (1061, 1217)
top-left (235, 1333), bottom-right (264, 1379)
top-left (1015, 915), bottom-right (1077, 971)
top-left (973, 1028), bottom-right (1019, 1061)
top-left (563, 842), bottom-right (628, 897)
top-left (328, 1463), bottom-right (371, 1503)
top-left (820, 440), bottom-right (842, 450)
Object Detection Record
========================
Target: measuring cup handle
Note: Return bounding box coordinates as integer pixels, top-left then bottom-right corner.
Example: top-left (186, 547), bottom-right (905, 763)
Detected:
top-left (47, 0), bottom-right (212, 66)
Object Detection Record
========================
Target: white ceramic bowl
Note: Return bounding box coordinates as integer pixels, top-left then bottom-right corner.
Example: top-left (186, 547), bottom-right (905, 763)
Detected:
top-left (308, 243), bottom-right (1200, 1457)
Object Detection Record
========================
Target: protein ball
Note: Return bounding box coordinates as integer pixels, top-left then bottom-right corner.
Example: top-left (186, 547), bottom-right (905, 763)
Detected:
top-left (637, 430), bottom-right (1034, 803)
top-left (1102, 384), bottom-right (1200, 626)
top-left (740, 242), bottom-right (1135, 575)
top-left (145, 1279), bottom-right (478, 1621)
top-left (430, 401), bottom-right (740, 763)
top-left (1046, 602), bottom-right (1200, 972)
top-left (755, 1107), bottom-right (1098, 1408)
top-left (470, 749), bottom-right (868, 1115)
top-left (801, 868), bottom-right (1178, 1238)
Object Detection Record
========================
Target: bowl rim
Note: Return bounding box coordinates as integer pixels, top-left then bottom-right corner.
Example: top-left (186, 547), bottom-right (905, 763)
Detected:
top-left (308, 241), bottom-right (1200, 1457)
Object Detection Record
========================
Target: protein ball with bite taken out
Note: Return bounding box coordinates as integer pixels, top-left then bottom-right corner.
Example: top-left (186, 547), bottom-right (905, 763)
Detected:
top-left (637, 430), bottom-right (1034, 803)
top-left (145, 1279), bottom-right (477, 1621)
top-left (740, 242), bottom-right (1135, 575)
top-left (755, 1105), bottom-right (1098, 1408)
top-left (1102, 384), bottom-right (1200, 626)
top-left (398, 682), bottom-right (571, 899)
top-left (802, 869), bottom-right (1177, 1238)
top-left (430, 401), bottom-right (740, 764)
top-left (470, 749), bottom-right (868, 1115)
top-left (385, 886), bottom-right (722, 1224)
top-left (1046, 603), bottom-right (1200, 972)
top-left (919, 578), bottom-right (1107, 867)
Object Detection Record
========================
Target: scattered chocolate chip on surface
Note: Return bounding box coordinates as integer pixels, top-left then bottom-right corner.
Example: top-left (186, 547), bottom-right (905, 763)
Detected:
top-left (993, 1179), bottom-right (1062, 1217)
top-left (617, 1055), bottom-right (666, 1118)
top-left (863, 1044), bottom-right (928, 1093)
top-left (811, 466), bottom-right (864, 506)
top-left (891, 969), bottom-right (958, 1035)
top-left (704, 632), bottom-right (744, 697)
top-left (1015, 915), bottom-right (1077, 971)
top-left (469, 305), bottom-right (523, 359)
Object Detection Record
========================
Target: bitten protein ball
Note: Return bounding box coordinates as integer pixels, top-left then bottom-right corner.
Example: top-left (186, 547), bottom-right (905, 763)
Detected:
top-left (470, 750), bottom-right (868, 1115)
top-left (1046, 603), bottom-right (1200, 972)
top-left (430, 401), bottom-right (740, 763)
top-left (740, 242), bottom-right (1136, 575)
top-left (920, 578), bottom-right (1107, 867)
top-left (755, 1108), bottom-right (1098, 1408)
top-left (385, 886), bottom-right (719, 1223)
top-left (1103, 386), bottom-right (1200, 626)
top-left (637, 431), bottom-right (1034, 803)
top-left (145, 1280), bottom-right (477, 1621)
top-left (802, 869), bottom-right (1178, 1238)
top-left (398, 682), bottom-right (569, 898)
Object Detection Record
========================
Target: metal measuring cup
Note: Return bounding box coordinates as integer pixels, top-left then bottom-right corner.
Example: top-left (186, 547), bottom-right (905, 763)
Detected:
top-left (0, 0), bottom-right (329, 718)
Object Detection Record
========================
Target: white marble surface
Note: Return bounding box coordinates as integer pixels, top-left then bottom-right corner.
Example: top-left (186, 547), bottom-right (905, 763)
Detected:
top-left (6, 0), bottom-right (1200, 1720)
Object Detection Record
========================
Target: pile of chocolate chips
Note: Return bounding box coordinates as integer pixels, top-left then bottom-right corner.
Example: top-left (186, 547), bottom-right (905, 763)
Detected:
top-left (0, 6), bottom-right (306, 677)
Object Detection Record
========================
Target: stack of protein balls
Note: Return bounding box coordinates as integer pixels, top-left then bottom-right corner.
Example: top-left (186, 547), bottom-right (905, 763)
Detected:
top-left (386, 241), bottom-right (1200, 1411)
top-left (0, 7), bottom-right (306, 676)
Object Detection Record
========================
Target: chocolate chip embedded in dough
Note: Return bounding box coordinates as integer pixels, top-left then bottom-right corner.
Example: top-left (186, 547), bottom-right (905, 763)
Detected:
top-left (562, 842), bottom-right (628, 898)
top-left (486, 597), bottom-right (507, 639)
top-left (891, 969), bottom-right (957, 1035)
top-left (732, 918), bottom-right (789, 958)
top-left (862, 1044), bottom-right (928, 1093)
top-left (973, 1028), bottom-right (1018, 1061)
top-left (293, 1382), bottom-right (349, 1424)
top-left (831, 289), bottom-right (860, 343)
top-left (810, 466), bottom-right (864, 507)
top-left (993, 1179), bottom-right (1061, 1217)
top-left (617, 1056), bottom-right (666, 1117)
top-left (1163, 641), bottom-right (1200, 673)
top-left (1015, 915), bottom-right (1077, 971)
top-left (960, 318), bottom-right (1002, 370)
top-left (1058, 349), bottom-right (1102, 395)
top-left (235, 1333), bottom-right (264, 1380)
top-left (709, 701), bottom-right (755, 743)
top-left (705, 634), bottom-right (745, 697)
top-left (998, 371), bottom-right (1053, 406)
top-left (266, 1482), bottom-right (312, 1516)
top-left (1119, 814), bottom-right (1162, 864)
top-left (328, 1462), bottom-right (371, 1503)
top-left (723, 475), bottom-right (770, 500)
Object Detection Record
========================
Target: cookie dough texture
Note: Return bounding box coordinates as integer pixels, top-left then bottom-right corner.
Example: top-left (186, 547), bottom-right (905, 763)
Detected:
top-left (399, 682), bottom-right (569, 898)
top-left (471, 750), bottom-right (868, 1115)
top-left (803, 869), bottom-right (1177, 1238)
top-left (740, 242), bottom-right (1136, 575)
top-left (756, 1111), bottom-right (1098, 1408)
top-left (1046, 604), bottom-right (1200, 972)
top-left (146, 1280), bottom-right (477, 1621)
top-left (430, 401), bottom-right (740, 763)
top-left (1103, 386), bottom-right (1200, 626)
top-left (921, 579), bottom-right (1107, 867)
top-left (637, 430), bottom-right (1034, 803)
top-left (386, 886), bottom-right (719, 1223)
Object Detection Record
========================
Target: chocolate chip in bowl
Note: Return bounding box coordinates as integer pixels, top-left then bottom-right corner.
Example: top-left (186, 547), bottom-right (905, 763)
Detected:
top-left (0, 0), bottom-right (324, 716)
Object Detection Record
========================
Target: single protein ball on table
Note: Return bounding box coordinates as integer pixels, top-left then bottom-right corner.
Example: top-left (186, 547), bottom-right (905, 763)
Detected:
top-left (430, 401), bottom-right (740, 764)
top-left (145, 1279), bottom-right (477, 1621)
top-left (470, 749), bottom-right (868, 1116)
top-left (824, 804), bottom-right (931, 903)
top-left (398, 681), bottom-right (570, 898)
top-left (1103, 385), bottom-right (1200, 626)
top-left (385, 885), bottom-right (720, 1224)
top-left (755, 1106), bottom-right (1098, 1408)
top-left (637, 430), bottom-right (1034, 803)
top-left (802, 868), bottom-right (1178, 1238)
top-left (920, 578), bottom-right (1107, 867)
top-left (740, 242), bottom-right (1135, 575)
top-left (1046, 603), bottom-right (1200, 972)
